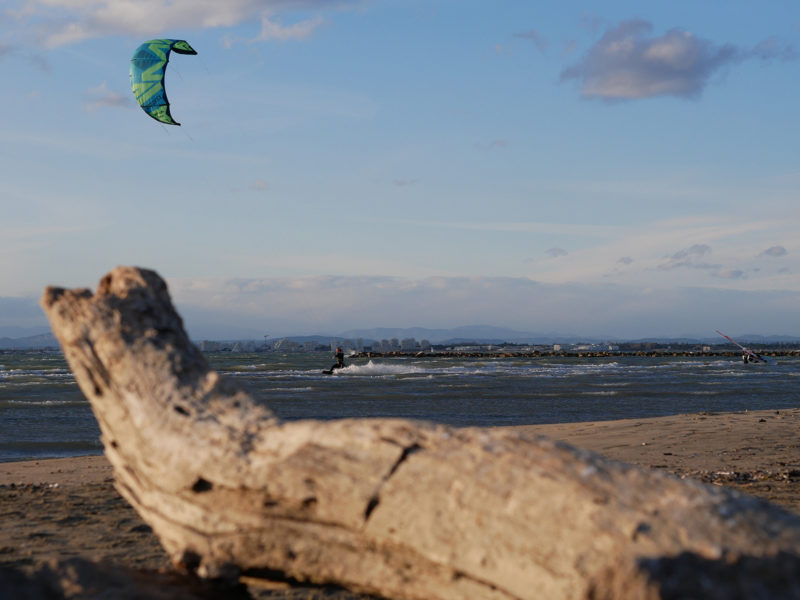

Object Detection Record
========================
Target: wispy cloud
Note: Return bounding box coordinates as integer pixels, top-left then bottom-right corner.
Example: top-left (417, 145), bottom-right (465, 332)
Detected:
top-left (759, 245), bottom-right (788, 257)
top-left (515, 29), bottom-right (547, 54)
top-left (545, 247), bottom-right (568, 258)
top-left (752, 37), bottom-right (797, 61)
top-left (392, 178), bottom-right (418, 187)
top-left (657, 244), bottom-right (716, 270)
top-left (713, 269), bottom-right (746, 280)
top-left (165, 273), bottom-right (800, 339)
top-left (477, 139), bottom-right (509, 150)
top-left (0, 41), bottom-right (50, 71)
top-left (11, 1), bottom-right (360, 47)
top-left (560, 19), bottom-right (795, 100)
top-left (253, 13), bottom-right (325, 41)
top-left (84, 82), bottom-right (130, 112)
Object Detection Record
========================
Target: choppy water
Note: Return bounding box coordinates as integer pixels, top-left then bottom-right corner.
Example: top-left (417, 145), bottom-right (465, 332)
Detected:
top-left (2, 350), bottom-right (799, 462)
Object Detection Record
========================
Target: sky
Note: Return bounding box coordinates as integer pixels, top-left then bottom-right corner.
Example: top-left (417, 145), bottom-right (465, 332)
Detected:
top-left (1, 0), bottom-right (799, 340)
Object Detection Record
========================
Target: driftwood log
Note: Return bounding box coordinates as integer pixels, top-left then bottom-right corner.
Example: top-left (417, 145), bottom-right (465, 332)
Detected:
top-left (41, 267), bottom-right (800, 599)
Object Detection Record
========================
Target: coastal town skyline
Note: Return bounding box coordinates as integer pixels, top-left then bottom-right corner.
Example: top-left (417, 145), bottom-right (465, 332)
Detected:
top-left (2, 1), bottom-right (799, 340)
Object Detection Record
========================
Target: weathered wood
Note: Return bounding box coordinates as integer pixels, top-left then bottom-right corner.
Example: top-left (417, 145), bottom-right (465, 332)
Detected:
top-left (42, 267), bottom-right (800, 599)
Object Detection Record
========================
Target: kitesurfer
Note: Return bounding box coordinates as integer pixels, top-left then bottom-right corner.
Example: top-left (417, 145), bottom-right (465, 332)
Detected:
top-left (330, 347), bottom-right (345, 372)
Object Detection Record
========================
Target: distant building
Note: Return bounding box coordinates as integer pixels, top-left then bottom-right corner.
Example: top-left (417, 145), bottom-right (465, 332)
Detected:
top-left (201, 340), bottom-right (225, 352)
top-left (275, 338), bottom-right (300, 352)
top-left (400, 338), bottom-right (418, 351)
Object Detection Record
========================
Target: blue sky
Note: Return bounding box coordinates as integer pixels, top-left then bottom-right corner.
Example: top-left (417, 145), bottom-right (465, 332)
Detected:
top-left (1, 1), bottom-right (798, 340)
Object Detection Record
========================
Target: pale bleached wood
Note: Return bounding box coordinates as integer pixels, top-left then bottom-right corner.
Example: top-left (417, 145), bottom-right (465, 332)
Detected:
top-left (41, 267), bottom-right (800, 600)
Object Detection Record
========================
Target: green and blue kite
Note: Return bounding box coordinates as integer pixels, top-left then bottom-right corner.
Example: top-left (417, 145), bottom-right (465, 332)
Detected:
top-left (130, 39), bottom-right (197, 126)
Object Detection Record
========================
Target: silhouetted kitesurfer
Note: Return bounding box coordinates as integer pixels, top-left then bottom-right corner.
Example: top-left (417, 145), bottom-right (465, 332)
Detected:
top-left (334, 347), bottom-right (345, 370)
top-left (323, 347), bottom-right (345, 374)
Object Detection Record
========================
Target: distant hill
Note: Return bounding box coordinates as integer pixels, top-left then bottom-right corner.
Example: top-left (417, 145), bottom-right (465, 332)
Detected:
top-left (333, 327), bottom-right (800, 346)
top-left (336, 325), bottom-right (576, 345)
top-left (0, 332), bottom-right (59, 349)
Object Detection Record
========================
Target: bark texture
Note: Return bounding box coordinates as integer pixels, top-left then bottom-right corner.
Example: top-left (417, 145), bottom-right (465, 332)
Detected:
top-left (41, 267), bottom-right (800, 600)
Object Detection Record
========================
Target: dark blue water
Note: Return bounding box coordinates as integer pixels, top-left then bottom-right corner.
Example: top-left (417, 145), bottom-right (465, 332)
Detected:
top-left (2, 350), bottom-right (799, 462)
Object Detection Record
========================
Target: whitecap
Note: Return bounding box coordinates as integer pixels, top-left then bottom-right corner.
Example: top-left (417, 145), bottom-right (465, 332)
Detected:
top-left (330, 360), bottom-right (424, 376)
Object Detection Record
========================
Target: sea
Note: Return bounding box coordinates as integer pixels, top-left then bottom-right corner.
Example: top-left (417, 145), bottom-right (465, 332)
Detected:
top-left (2, 350), bottom-right (799, 463)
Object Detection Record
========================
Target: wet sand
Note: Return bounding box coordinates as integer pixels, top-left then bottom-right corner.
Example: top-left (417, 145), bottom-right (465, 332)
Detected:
top-left (2, 408), bottom-right (799, 597)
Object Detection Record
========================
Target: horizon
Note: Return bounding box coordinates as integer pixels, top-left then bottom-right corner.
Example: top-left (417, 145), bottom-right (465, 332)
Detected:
top-left (3, 324), bottom-right (798, 347)
top-left (2, 2), bottom-right (798, 340)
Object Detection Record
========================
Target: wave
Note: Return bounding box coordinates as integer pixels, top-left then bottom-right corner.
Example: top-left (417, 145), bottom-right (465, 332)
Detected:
top-left (0, 398), bottom-right (88, 407)
top-left (328, 360), bottom-right (426, 377)
top-left (0, 381), bottom-right (77, 390)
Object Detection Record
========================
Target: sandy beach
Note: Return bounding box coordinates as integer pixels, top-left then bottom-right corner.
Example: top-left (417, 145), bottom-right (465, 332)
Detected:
top-left (2, 407), bottom-right (799, 597)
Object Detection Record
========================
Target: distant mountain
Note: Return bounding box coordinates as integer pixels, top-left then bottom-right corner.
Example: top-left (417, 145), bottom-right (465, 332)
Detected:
top-left (0, 332), bottom-right (59, 349)
top-left (335, 325), bottom-right (580, 345)
top-left (733, 334), bottom-right (800, 344)
top-left (333, 327), bottom-right (800, 346)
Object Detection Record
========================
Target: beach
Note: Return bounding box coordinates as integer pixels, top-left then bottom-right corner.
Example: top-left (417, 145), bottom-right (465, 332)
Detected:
top-left (2, 407), bottom-right (799, 597)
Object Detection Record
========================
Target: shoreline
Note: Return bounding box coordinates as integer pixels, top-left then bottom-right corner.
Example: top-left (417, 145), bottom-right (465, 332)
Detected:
top-left (3, 408), bottom-right (799, 502)
top-left (2, 408), bottom-right (799, 596)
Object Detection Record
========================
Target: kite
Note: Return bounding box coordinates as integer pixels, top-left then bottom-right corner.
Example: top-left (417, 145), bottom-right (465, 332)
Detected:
top-left (130, 39), bottom-right (197, 126)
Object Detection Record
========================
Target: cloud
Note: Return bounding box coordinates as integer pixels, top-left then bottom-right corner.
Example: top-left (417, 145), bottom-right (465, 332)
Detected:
top-left (515, 29), bottom-right (547, 54)
top-left (671, 243), bottom-right (711, 260)
top-left (84, 81), bottom-right (130, 111)
top-left (392, 178), bottom-right (418, 187)
top-left (713, 269), bottom-right (746, 280)
top-left (561, 19), bottom-right (750, 100)
top-left (752, 37), bottom-right (797, 61)
top-left (252, 13), bottom-right (325, 41)
top-left (165, 274), bottom-right (800, 339)
top-left (169, 275), bottom-right (548, 337)
top-left (545, 247), bottom-right (568, 258)
top-left (0, 42), bottom-right (50, 71)
top-left (617, 256), bottom-right (633, 265)
top-left (14, 1), bottom-right (357, 47)
top-left (250, 179), bottom-right (270, 191)
top-left (28, 53), bottom-right (51, 72)
top-left (477, 139), bottom-right (508, 150)
top-left (562, 40), bottom-right (577, 57)
top-left (759, 245), bottom-right (788, 258)
top-left (657, 243), bottom-right (715, 270)
top-left (578, 12), bottom-right (605, 35)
